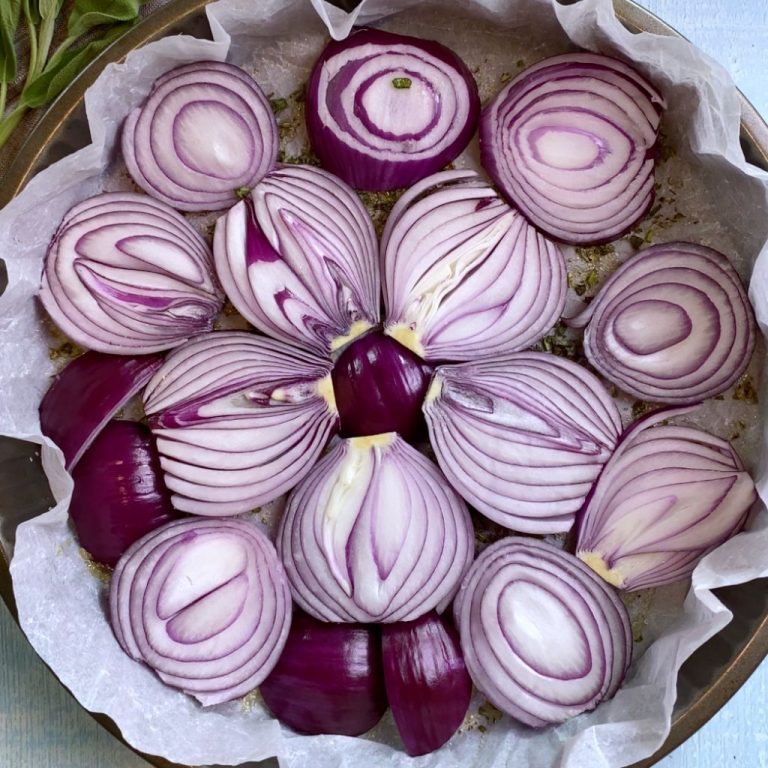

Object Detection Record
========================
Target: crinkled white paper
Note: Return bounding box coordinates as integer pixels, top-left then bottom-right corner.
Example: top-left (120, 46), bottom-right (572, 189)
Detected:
top-left (2, 1), bottom-right (768, 766)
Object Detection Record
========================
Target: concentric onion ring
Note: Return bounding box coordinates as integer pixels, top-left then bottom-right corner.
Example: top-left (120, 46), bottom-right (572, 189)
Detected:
top-left (480, 52), bottom-right (665, 244)
top-left (143, 331), bottom-right (339, 516)
top-left (122, 61), bottom-right (278, 211)
top-left (454, 537), bottom-right (631, 727)
top-left (278, 432), bottom-right (474, 623)
top-left (570, 241), bottom-right (756, 402)
top-left (424, 352), bottom-right (621, 533)
top-left (307, 28), bottom-right (480, 191)
top-left (109, 517), bottom-right (292, 706)
top-left (39, 192), bottom-right (223, 354)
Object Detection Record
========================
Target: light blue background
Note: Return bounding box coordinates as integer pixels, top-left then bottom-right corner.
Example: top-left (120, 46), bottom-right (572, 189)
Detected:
top-left (1, 1), bottom-right (766, 766)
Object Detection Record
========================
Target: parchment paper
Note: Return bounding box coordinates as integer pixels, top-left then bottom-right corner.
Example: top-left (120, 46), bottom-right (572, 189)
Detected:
top-left (2, 1), bottom-right (768, 766)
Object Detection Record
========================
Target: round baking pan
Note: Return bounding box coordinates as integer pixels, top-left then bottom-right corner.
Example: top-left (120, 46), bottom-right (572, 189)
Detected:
top-left (0, 2), bottom-right (767, 767)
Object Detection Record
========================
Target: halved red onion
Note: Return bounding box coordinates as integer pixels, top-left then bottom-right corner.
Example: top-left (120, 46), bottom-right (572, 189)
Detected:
top-left (480, 52), bottom-right (665, 244)
top-left (39, 350), bottom-right (163, 469)
top-left (260, 611), bottom-right (387, 736)
top-left (382, 611), bottom-right (472, 756)
top-left (122, 61), bottom-right (278, 211)
top-left (424, 352), bottom-right (621, 534)
top-left (576, 410), bottom-right (756, 591)
top-left (306, 28), bottom-right (480, 191)
top-left (39, 192), bottom-right (223, 354)
top-left (70, 421), bottom-right (180, 567)
top-left (277, 432), bottom-right (474, 623)
top-left (109, 517), bottom-right (291, 706)
top-left (382, 170), bottom-right (566, 361)
top-left (455, 537), bottom-right (631, 727)
top-left (213, 164), bottom-right (379, 355)
top-left (569, 242), bottom-right (756, 403)
top-left (143, 331), bottom-right (338, 516)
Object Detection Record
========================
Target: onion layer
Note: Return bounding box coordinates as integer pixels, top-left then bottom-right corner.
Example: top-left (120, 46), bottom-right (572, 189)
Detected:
top-left (143, 331), bottom-right (338, 516)
top-left (382, 170), bottom-right (566, 361)
top-left (213, 164), bottom-right (379, 355)
top-left (576, 410), bottom-right (756, 591)
top-left (39, 350), bottom-right (163, 470)
top-left (40, 192), bottom-right (223, 354)
top-left (278, 432), bottom-right (474, 623)
top-left (122, 61), bottom-right (278, 211)
top-left (480, 53), bottom-right (664, 244)
top-left (307, 28), bottom-right (480, 191)
top-left (570, 242), bottom-right (756, 403)
top-left (109, 517), bottom-right (292, 706)
top-left (424, 352), bottom-right (621, 533)
top-left (455, 537), bottom-right (631, 727)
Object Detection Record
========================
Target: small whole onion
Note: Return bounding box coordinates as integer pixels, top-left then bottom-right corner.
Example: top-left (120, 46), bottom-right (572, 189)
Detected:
top-left (480, 52), bottom-right (665, 244)
top-left (213, 164), bottom-right (379, 356)
top-left (122, 61), bottom-right (278, 211)
top-left (39, 192), bottom-right (223, 354)
top-left (278, 432), bottom-right (474, 623)
top-left (455, 537), bottom-right (631, 727)
top-left (577, 410), bottom-right (756, 591)
top-left (109, 517), bottom-right (292, 706)
top-left (424, 352), bottom-right (621, 533)
top-left (382, 170), bottom-right (567, 361)
top-left (570, 242), bottom-right (756, 403)
top-left (143, 331), bottom-right (339, 516)
top-left (307, 28), bottom-right (480, 191)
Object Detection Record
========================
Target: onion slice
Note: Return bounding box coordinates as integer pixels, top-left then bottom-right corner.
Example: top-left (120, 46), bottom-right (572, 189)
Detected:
top-left (455, 537), bottom-right (631, 727)
top-left (480, 52), bottom-right (665, 244)
top-left (569, 241), bottom-right (756, 403)
top-left (382, 611), bottom-right (472, 756)
top-left (424, 352), bottom-right (621, 533)
top-left (70, 421), bottom-right (180, 567)
top-left (143, 331), bottom-right (338, 516)
top-left (110, 517), bottom-right (291, 706)
top-left (382, 170), bottom-right (567, 361)
top-left (307, 28), bottom-right (480, 191)
top-left (576, 409), bottom-right (756, 591)
top-left (260, 611), bottom-right (387, 736)
top-left (39, 192), bottom-right (223, 354)
top-left (213, 164), bottom-right (379, 355)
top-left (277, 432), bottom-right (474, 623)
top-left (122, 61), bottom-right (278, 211)
top-left (39, 350), bottom-right (164, 470)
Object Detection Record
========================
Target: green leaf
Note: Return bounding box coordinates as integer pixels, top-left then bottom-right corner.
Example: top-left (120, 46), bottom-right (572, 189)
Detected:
top-left (37, 0), bottom-right (64, 21)
top-left (67, 0), bottom-right (142, 41)
top-left (22, 0), bottom-right (41, 26)
top-left (0, 0), bottom-right (21, 82)
top-left (20, 21), bottom-right (133, 108)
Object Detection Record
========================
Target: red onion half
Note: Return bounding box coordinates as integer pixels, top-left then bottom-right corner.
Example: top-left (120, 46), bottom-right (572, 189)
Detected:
top-left (213, 164), bottom-right (379, 355)
top-left (382, 170), bottom-right (566, 361)
top-left (570, 242), bottom-right (756, 403)
top-left (424, 352), bottom-right (621, 533)
top-left (110, 517), bottom-right (291, 706)
top-left (480, 53), bottom-right (664, 244)
top-left (278, 432), bottom-right (474, 623)
top-left (122, 61), bottom-right (278, 211)
top-left (577, 410), bottom-right (756, 591)
top-left (143, 331), bottom-right (338, 516)
top-left (306, 28), bottom-right (480, 191)
top-left (39, 192), bottom-right (223, 354)
top-left (455, 537), bottom-right (631, 727)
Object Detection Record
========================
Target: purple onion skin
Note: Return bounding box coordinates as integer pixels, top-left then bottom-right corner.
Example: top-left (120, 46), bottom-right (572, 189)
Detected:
top-left (71, 421), bottom-right (180, 567)
top-left (40, 351), bottom-right (164, 470)
top-left (382, 611), bottom-right (472, 756)
top-left (260, 611), bottom-right (387, 736)
top-left (307, 28), bottom-right (480, 191)
top-left (331, 331), bottom-right (433, 441)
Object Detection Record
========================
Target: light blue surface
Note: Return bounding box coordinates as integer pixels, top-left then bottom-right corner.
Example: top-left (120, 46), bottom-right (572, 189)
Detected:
top-left (1, 2), bottom-right (767, 767)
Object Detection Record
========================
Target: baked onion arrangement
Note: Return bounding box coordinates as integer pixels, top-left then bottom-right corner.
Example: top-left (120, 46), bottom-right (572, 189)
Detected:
top-left (35, 28), bottom-right (758, 759)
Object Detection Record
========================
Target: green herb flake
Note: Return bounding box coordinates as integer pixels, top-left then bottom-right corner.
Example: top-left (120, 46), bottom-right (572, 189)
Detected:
top-left (478, 701), bottom-right (503, 725)
top-left (575, 243), bottom-right (614, 264)
top-left (629, 234), bottom-right (644, 250)
top-left (358, 188), bottom-right (403, 237)
top-left (477, 725), bottom-right (487, 734)
top-left (500, 71), bottom-right (512, 84)
top-left (392, 77), bottom-right (412, 89)
top-left (584, 269), bottom-right (600, 290)
top-left (643, 228), bottom-right (654, 243)
top-left (631, 400), bottom-right (655, 419)
top-left (235, 186), bottom-right (251, 199)
top-left (733, 374), bottom-right (759, 404)
top-left (269, 96), bottom-right (288, 114)
top-left (515, 59), bottom-right (525, 69)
